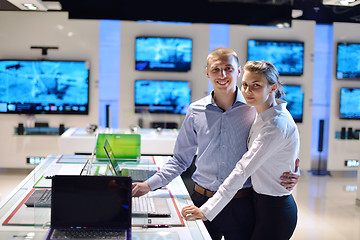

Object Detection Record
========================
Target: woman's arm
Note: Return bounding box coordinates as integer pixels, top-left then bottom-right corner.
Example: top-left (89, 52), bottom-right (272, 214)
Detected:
top-left (184, 124), bottom-right (290, 221)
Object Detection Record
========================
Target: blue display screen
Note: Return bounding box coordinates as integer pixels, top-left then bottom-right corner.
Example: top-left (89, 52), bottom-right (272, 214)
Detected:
top-left (135, 37), bottom-right (192, 72)
top-left (0, 60), bottom-right (89, 115)
top-left (134, 80), bottom-right (191, 114)
top-left (340, 88), bottom-right (360, 119)
top-left (281, 85), bottom-right (304, 123)
top-left (247, 40), bottom-right (304, 76)
top-left (336, 43), bottom-right (360, 80)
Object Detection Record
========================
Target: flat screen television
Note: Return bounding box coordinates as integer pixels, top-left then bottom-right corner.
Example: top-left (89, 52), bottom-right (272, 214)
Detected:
top-left (0, 60), bottom-right (89, 115)
top-left (134, 80), bottom-right (191, 114)
top-left (281, 85), bottom-right (304, 123)
top-left (336, 43), bottom-right (360, 80)
top-left (135, 37), bottom-right (192, 72)
top-left (247, 39), bottom-right (304, 76)
top-left (340, 88), bottom-right (360, 119)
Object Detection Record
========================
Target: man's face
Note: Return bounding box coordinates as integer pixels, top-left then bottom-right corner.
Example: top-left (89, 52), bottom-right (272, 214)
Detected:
top-left (206, 55), bottom-right (240, 94)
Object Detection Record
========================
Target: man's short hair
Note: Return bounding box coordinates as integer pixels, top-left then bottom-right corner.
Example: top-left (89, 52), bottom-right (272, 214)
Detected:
top-left (207, 47), bottom-right (239, 67)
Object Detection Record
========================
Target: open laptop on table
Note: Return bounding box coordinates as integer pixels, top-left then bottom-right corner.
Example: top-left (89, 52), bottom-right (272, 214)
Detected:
top-left (103, 138), bottom-right (157, 182)
top-left (104, 139), bottom-right (171, 218)
top-left (46, 175), bottom-right (132, 240)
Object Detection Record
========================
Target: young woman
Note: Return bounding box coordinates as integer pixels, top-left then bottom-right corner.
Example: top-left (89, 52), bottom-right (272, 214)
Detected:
top-left (181, 60), bottom-right (299, 240)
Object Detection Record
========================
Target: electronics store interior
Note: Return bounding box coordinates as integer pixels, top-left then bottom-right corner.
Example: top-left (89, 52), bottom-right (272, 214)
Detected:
top-left (0, 0), bottom-right (360, 240)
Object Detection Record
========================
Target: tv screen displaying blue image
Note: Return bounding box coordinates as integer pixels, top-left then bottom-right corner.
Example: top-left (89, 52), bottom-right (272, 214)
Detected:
top-left (135, 37), bottom-right (192, 72)
top-left (336, 43), bottom-right (360, 80)
top-left (134, 80), bottom-right (191, 114)
top-left (340, 88), bottom-right (360, 119)
top-left (0, 60), bottom-right (89, 115)
top-left (247, 40), bottom-right (304, 76)
top-left (281, 85), bottom-right (304, 122)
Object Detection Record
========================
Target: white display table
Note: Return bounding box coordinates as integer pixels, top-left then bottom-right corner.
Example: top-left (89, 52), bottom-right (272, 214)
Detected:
top-left (0, 155), bottom-right (211, 240)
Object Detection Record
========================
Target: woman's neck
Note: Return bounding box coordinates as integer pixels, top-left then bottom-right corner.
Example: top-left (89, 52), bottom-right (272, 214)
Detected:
top-left (256, 97), bottom-right (277, 114)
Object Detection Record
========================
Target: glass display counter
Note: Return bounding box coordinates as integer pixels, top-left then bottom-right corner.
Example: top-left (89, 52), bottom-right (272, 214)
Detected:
top-left (0, 155), bottom-right (211, 240)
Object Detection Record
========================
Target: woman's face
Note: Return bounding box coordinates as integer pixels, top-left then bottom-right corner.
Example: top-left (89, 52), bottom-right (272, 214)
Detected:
top-left (241, 70), bottom-right (276, 112)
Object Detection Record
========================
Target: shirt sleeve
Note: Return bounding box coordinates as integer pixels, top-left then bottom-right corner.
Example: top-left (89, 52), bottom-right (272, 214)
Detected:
top-left (146, 108), bottom-right (198, 190)
top-left (200, 124), bottom-right (285, 221)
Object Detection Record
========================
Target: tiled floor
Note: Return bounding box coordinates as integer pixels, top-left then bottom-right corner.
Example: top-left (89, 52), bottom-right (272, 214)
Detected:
top-left (0, 169), bottom-right (359, 240)
top-left (291, 171), bottom-right (360, 240)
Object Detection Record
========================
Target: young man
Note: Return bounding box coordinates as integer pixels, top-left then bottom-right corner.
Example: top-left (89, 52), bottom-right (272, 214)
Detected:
top-left (132, 47), bottom-right (300, 240)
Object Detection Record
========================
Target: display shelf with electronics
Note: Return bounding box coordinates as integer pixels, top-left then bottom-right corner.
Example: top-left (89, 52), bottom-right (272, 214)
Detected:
top-left (134, 79), bottom-right (191, 115)
top-left (339, 87), bottom-right (360, 120)
top-left (327, 87), bottom-right (360, 171)
top-left (14, 127), bottom-right (67, 136)
top-left (247, 39), bottom-right (304, 76)
top-left (328, 137), bottom-right (359, 169)
top-left (280, 84), bottom-right (304, 123)
top-left (336, 42), bottom-right (360, 80)
top-left (135, 37), bottom-right (193, 72)
top-left (0, 60), bottom-right (89, 115)
top-left (15, 123), bottom-right (67, 136)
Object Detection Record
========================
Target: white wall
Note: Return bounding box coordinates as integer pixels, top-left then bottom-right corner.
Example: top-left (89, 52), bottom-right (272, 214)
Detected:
top-left (118, 21), bottom-right (210, 128)
top-left (0, 12), bottom-right (99, 168)
top-left (229, 20), bottom-right (315, 170)
top-left (328, 22), bottom-right (360, 171)
top-left (0, 12), bottom-right (343, 173)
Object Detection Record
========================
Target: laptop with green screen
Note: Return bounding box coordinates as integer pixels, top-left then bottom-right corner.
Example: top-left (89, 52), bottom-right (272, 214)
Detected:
top-left (103, 139), bottom-right (157, 182)
top-left (96, 133), bottom-right (140, 162)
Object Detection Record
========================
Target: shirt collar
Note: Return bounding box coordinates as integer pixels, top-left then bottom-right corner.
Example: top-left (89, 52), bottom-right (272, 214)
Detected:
top-left (258, 99), bottom-right (287, 122)
top-left (208, 86), bottom-right (245, 107)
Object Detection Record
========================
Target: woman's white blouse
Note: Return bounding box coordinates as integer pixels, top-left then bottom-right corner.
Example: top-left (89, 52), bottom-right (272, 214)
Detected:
top-left (200, 100), bottom-right (300, 221)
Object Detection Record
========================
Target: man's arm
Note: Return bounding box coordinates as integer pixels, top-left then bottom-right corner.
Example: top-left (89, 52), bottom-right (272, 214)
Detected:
top-left (280, 158), bottom-right (300, 191)
top-left (131, 108), bottom-right (198, 197)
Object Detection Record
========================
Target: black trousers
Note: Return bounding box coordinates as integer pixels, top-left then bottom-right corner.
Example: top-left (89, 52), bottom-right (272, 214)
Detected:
top-left (191, 189), bottom-right (255, 240)
top-left (251, 192), bottom-right (298, 240)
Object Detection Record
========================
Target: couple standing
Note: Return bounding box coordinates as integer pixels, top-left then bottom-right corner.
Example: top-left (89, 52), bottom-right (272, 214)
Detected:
top-left (133, 47), bottom-right (300, 240)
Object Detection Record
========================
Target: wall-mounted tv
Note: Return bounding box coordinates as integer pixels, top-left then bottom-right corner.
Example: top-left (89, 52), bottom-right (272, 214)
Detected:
top-left (247, 40), bottom-right (304, 76)
top-left (0, 60), bottom-right (89, 115)
top-left (135, 37), bottom-right (192, 72)
top-left (134, 80), bottom-right (191, 114)
top-left (281, 85), bottom-right (304, 123)
top-left (336, 43), bottom-right (360, 80)
top-left (340, 88), bottom-right (360, 120)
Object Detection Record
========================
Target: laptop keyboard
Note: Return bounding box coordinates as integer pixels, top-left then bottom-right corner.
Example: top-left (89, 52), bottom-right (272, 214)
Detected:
top-left (125, 169), bottom-right (157, 182)
top-left (26, 190), bottom-right (171, 217)
top-left (25, 189), bottom-right (51, 207)
top-left (132, 197), bottom-right (156, 215)
top-left (52, 228), bottom-right (126, 240)
top-left (132, 197), bottom-right (170, 217)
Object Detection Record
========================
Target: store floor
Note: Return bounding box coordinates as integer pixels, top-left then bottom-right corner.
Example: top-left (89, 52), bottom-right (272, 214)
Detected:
top-left (0, 169), bottom-right (359, 240)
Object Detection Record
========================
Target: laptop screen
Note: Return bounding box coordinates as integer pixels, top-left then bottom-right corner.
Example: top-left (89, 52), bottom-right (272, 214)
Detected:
top-left (51, 175), bottom-right (132, 229)
top-left (104, 139), bottom-right (122, 176)
top-left (96, 133), bottom-right (141, 161)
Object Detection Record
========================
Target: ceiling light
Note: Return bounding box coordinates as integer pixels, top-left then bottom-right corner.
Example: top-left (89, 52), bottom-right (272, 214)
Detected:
top-left (276, 22), bottom-right (290, 28)
top-left (292, 9), bottom-right (303, 18)
top-left (44, 1), bottom-right (62, 11)
top-left (323, 0), bottom-right (360, 7)
top-left (6, 0), bottom-right (48, 11)
top-left (23, 3), bottom-right (37, 10)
